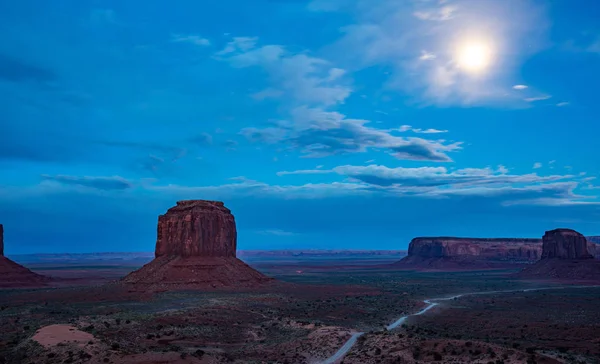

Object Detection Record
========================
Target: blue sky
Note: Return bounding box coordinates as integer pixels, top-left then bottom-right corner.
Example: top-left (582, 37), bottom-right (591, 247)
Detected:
top-left (1, 0), bottom-right (600, 254)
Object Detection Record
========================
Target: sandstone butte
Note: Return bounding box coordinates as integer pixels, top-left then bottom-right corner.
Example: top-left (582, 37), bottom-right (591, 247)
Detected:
top-left (0, 224), bottom-right (50, 288)
top-left (122, 200), bottom-right (273, 291)
top-left (394, 237), bottom-right (544, 270)
top-left (519, 228), bottom-right (600, 281)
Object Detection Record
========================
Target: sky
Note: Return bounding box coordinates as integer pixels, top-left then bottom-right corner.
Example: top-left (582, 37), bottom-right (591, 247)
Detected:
top-left (1, 0), bottom-right (600, 254)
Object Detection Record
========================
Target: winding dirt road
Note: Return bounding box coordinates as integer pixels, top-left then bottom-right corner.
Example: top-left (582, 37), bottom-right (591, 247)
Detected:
top-left (321, 285), bottom-right (596, 364)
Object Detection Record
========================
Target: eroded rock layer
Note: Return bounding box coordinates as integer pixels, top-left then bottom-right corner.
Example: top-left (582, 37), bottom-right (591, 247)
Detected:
top-left (0, 225), bottom-right (50, 288)
top-left (122, 200), bottom-right (272, 291)
top-left (519, 228), bottom-right (600, 281)
top-left (0, 224), bottom-right (3, 256)
top-left (155, 200), bottom-right (236, 258)
top-left (541, 229), bottom-right (593, 259)
top-left (395, 237), bottom-right (543, 270)
top-left (407, 237), bottom-right (542, 260)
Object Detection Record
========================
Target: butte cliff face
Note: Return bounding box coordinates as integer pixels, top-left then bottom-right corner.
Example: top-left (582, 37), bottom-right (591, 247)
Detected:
top-left (0, 224), bottom-right (50, 288)
top-left (395, 237), bottom-right (543, 270)
top-left (586, 236), bottom-right (600, 259)
top-left (122, 200), bottom-right (272, 291)
top-left (519, 228), bottom-right (600, 281)
top-left (155, 200), bottom-right (237, 258)
top-left (541, 229), bottom-right (593, 259)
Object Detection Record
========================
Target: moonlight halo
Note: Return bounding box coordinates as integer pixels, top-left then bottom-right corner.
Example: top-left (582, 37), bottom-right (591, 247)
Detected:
top-left (455, 38), bottom-right (494, 74)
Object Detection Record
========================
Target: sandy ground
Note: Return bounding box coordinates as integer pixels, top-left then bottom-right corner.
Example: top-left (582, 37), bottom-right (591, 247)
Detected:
top-left (32, 324), bottom-right (96, 348)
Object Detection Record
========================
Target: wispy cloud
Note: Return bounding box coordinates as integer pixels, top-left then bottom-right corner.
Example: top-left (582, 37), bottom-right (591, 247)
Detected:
top-left (413, 5), bottom-right (458, 21)
top-left (513, 84), bottom-right (528, 90)
top-left (524, 95), bottom-right (552, 102)
top-left (41, 175), bottom-right (133, 191)
top-left (310, 0), bottom-right (548, 107)
top-left (216, 38), bottom-right (351, 107)
top-left (240, 106), bottom-right (461, 162)
top-left (257, 229), bottom-right (297, 236)
top-left (533, 162), bottom-right (542, 169)
top-left (556, 101), bottom-right (569, 107)
top-left (216, 37), bottom-right (259, 55)
top-left (411, 128), bottom-right (448, 134)
top-left (171, 34), bottom-right (211, 46)
top-left (419, 51), bottom-right (436, 61)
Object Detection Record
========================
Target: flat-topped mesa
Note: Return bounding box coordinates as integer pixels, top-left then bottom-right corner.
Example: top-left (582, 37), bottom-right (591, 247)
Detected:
top-left (407, 237), bottom-right (542, 260)
top-left (541, 228), bottom-right (593, 260)
top-left (155, 200), bottom-right (237, 258)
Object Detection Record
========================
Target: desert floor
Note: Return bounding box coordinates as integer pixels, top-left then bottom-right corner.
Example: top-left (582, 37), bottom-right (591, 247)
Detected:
top-left (0, 254), bottom-right (599, 364)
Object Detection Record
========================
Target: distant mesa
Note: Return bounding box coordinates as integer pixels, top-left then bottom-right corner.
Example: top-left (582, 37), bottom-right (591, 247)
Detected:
top-left (586, 236), bottom-right (600, 259)
top-left (393, 237), bottom-right (543, 271)
top-left (0, 224), bottom-right (51, 288)
top-left (122, 200), bottom-right (273, 291)
top-left (519, 228), bottom-right (600, 281)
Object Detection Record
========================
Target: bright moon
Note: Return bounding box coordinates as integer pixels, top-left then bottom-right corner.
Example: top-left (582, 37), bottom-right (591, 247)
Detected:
top-left (455, 40), bottom-right (493, 73)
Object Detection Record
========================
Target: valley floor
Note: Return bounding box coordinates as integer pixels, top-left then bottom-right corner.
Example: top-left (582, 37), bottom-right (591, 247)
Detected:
top-left (0, 255), bottom-right (599, 364)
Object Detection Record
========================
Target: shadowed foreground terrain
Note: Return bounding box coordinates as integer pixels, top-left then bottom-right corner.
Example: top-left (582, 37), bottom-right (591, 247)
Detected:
top-left (1, 253), bottom-right (599, 364)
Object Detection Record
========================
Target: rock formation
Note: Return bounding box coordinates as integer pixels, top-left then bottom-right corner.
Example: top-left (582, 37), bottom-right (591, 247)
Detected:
top-left (588, 241), bottom-right (599, 259)
top-left (587, 236), bottom-right (600, 244)
top-left (519, 228), bottom-right (600, 281)
top-left (0, 224), bottom-right (50, 288)
top-left (394, 237), bottom-right (542, 270)
top-left (155, 200), bottom-right (237, 258)
top-left (122, 200), bottom-right (272, 291)
top-left (586, 236), bottom-right (600, 259)
top-left (541, 229), bottom-right (593, 259)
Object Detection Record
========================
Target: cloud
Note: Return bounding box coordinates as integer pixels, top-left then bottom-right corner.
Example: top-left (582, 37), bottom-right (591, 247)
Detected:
top-left (239, 127), bottom-right (288, 144)
top-left (524, 95), bottom-right (552, 102)
top-left (314, 0), bottom-right (548, 106)
top-left (556, 101), bottom-right (569, 107)
top-left (216, 37), bottom-right (259, 55)
top-left (277, 169), bottom-right (333, 177)
top-left (413, 5), bottom-right (458, 21)
top-left (257, 229), bottom-right (297, 236)
top-left (171, 34), bottom-right (211, 46)
top-left (216, 38), bottom-right (352, 107)
top-left (282, 164), bottom-right (575, 191)
top-left (36, 166), bottom-right (593, 208)
top-left (99, 141), bottom-right (187, 176)
top-left (251, 88), bottom-right (284, 100)
top-left (419, 51), bottom-right (436, 61)
top-left (513, 85), bottom-right (528, 90)
top-left (411, 128), bottom-right (448, 134)
top-left (241, 106), bottom-right (461, 162)
top-left (533, 162), bottom-right (542, 169)
top-left (40, 175), bottom-right (133, 191)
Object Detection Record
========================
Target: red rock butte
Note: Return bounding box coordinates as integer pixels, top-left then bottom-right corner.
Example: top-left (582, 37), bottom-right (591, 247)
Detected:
top-left (519, 228), bottom-right (600, 281)
top-left (155, 200), bottom-right (237, 258)
top-left (122, 200), bottom-right (273, 291)
top-left (0, 224), bottom-right (50, 288)
top-left (541, 228), bottom-right (594, 260)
